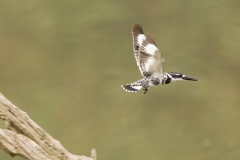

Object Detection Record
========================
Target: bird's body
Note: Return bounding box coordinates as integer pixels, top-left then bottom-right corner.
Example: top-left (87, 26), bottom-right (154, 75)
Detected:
top-left (121, 24), bottom-right (198, 94)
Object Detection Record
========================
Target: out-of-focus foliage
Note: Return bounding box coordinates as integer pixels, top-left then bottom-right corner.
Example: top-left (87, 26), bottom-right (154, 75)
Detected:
top-left (0, 1), bottom-right (240, 160)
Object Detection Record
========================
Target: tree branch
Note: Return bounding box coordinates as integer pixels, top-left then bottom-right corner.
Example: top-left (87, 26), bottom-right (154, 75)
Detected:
top-left (0, 93), bottom-right (96, 160)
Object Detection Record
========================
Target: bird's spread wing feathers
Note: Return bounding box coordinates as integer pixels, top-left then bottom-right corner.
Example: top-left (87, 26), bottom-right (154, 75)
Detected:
top-left (132, 24), bottom-right (164, 77)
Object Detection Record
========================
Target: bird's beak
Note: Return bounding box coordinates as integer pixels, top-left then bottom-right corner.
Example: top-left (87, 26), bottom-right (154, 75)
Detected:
top-left (182, 76), bottom-right (198, 81)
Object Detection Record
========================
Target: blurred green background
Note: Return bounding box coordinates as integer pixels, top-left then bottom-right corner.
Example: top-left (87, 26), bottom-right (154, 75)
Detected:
top-left (0, 0), bottom-right (240, 160)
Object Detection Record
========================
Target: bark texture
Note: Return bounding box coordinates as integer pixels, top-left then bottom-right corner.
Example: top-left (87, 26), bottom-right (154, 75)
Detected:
top-left (0, 93), bottom-right (96, 160)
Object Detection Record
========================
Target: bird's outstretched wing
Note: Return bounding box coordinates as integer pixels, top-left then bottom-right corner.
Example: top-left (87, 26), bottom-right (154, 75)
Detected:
top-left (132, 24), bottom-right (164, 78)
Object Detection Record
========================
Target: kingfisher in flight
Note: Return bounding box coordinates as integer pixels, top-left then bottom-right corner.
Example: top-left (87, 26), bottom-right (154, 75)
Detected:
top-left (121, 24), bottom-right (198, 94)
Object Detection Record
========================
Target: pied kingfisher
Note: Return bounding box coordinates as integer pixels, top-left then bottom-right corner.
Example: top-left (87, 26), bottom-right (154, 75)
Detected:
top-left (121, 24), bottom-right (198, 94)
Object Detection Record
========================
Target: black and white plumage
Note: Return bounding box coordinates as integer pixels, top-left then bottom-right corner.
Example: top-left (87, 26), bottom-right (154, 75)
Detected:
top-left (121, 24), bottom-right (198, 94)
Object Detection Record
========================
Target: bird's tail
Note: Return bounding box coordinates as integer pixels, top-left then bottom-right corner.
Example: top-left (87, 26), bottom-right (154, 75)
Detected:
top-left (121, 81), bottom-right (143, 93)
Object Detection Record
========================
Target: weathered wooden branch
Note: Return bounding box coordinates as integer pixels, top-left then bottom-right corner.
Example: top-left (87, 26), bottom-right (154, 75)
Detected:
top-left (0, 93), bottom-right (96, 160)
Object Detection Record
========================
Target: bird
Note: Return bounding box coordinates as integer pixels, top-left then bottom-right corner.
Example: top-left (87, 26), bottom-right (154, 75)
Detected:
top-left (121, 24), bottom-right (198, 94)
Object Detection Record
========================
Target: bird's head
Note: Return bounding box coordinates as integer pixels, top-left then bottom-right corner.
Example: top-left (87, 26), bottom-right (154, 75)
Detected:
top-left (165, 72), bottom-right (198, 84)
top-left (166, 72), bottom-right (198, 82)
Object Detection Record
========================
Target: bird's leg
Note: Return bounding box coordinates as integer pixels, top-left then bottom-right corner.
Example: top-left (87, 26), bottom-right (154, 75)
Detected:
top-left (143, 89), bottom-right (148, 94)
